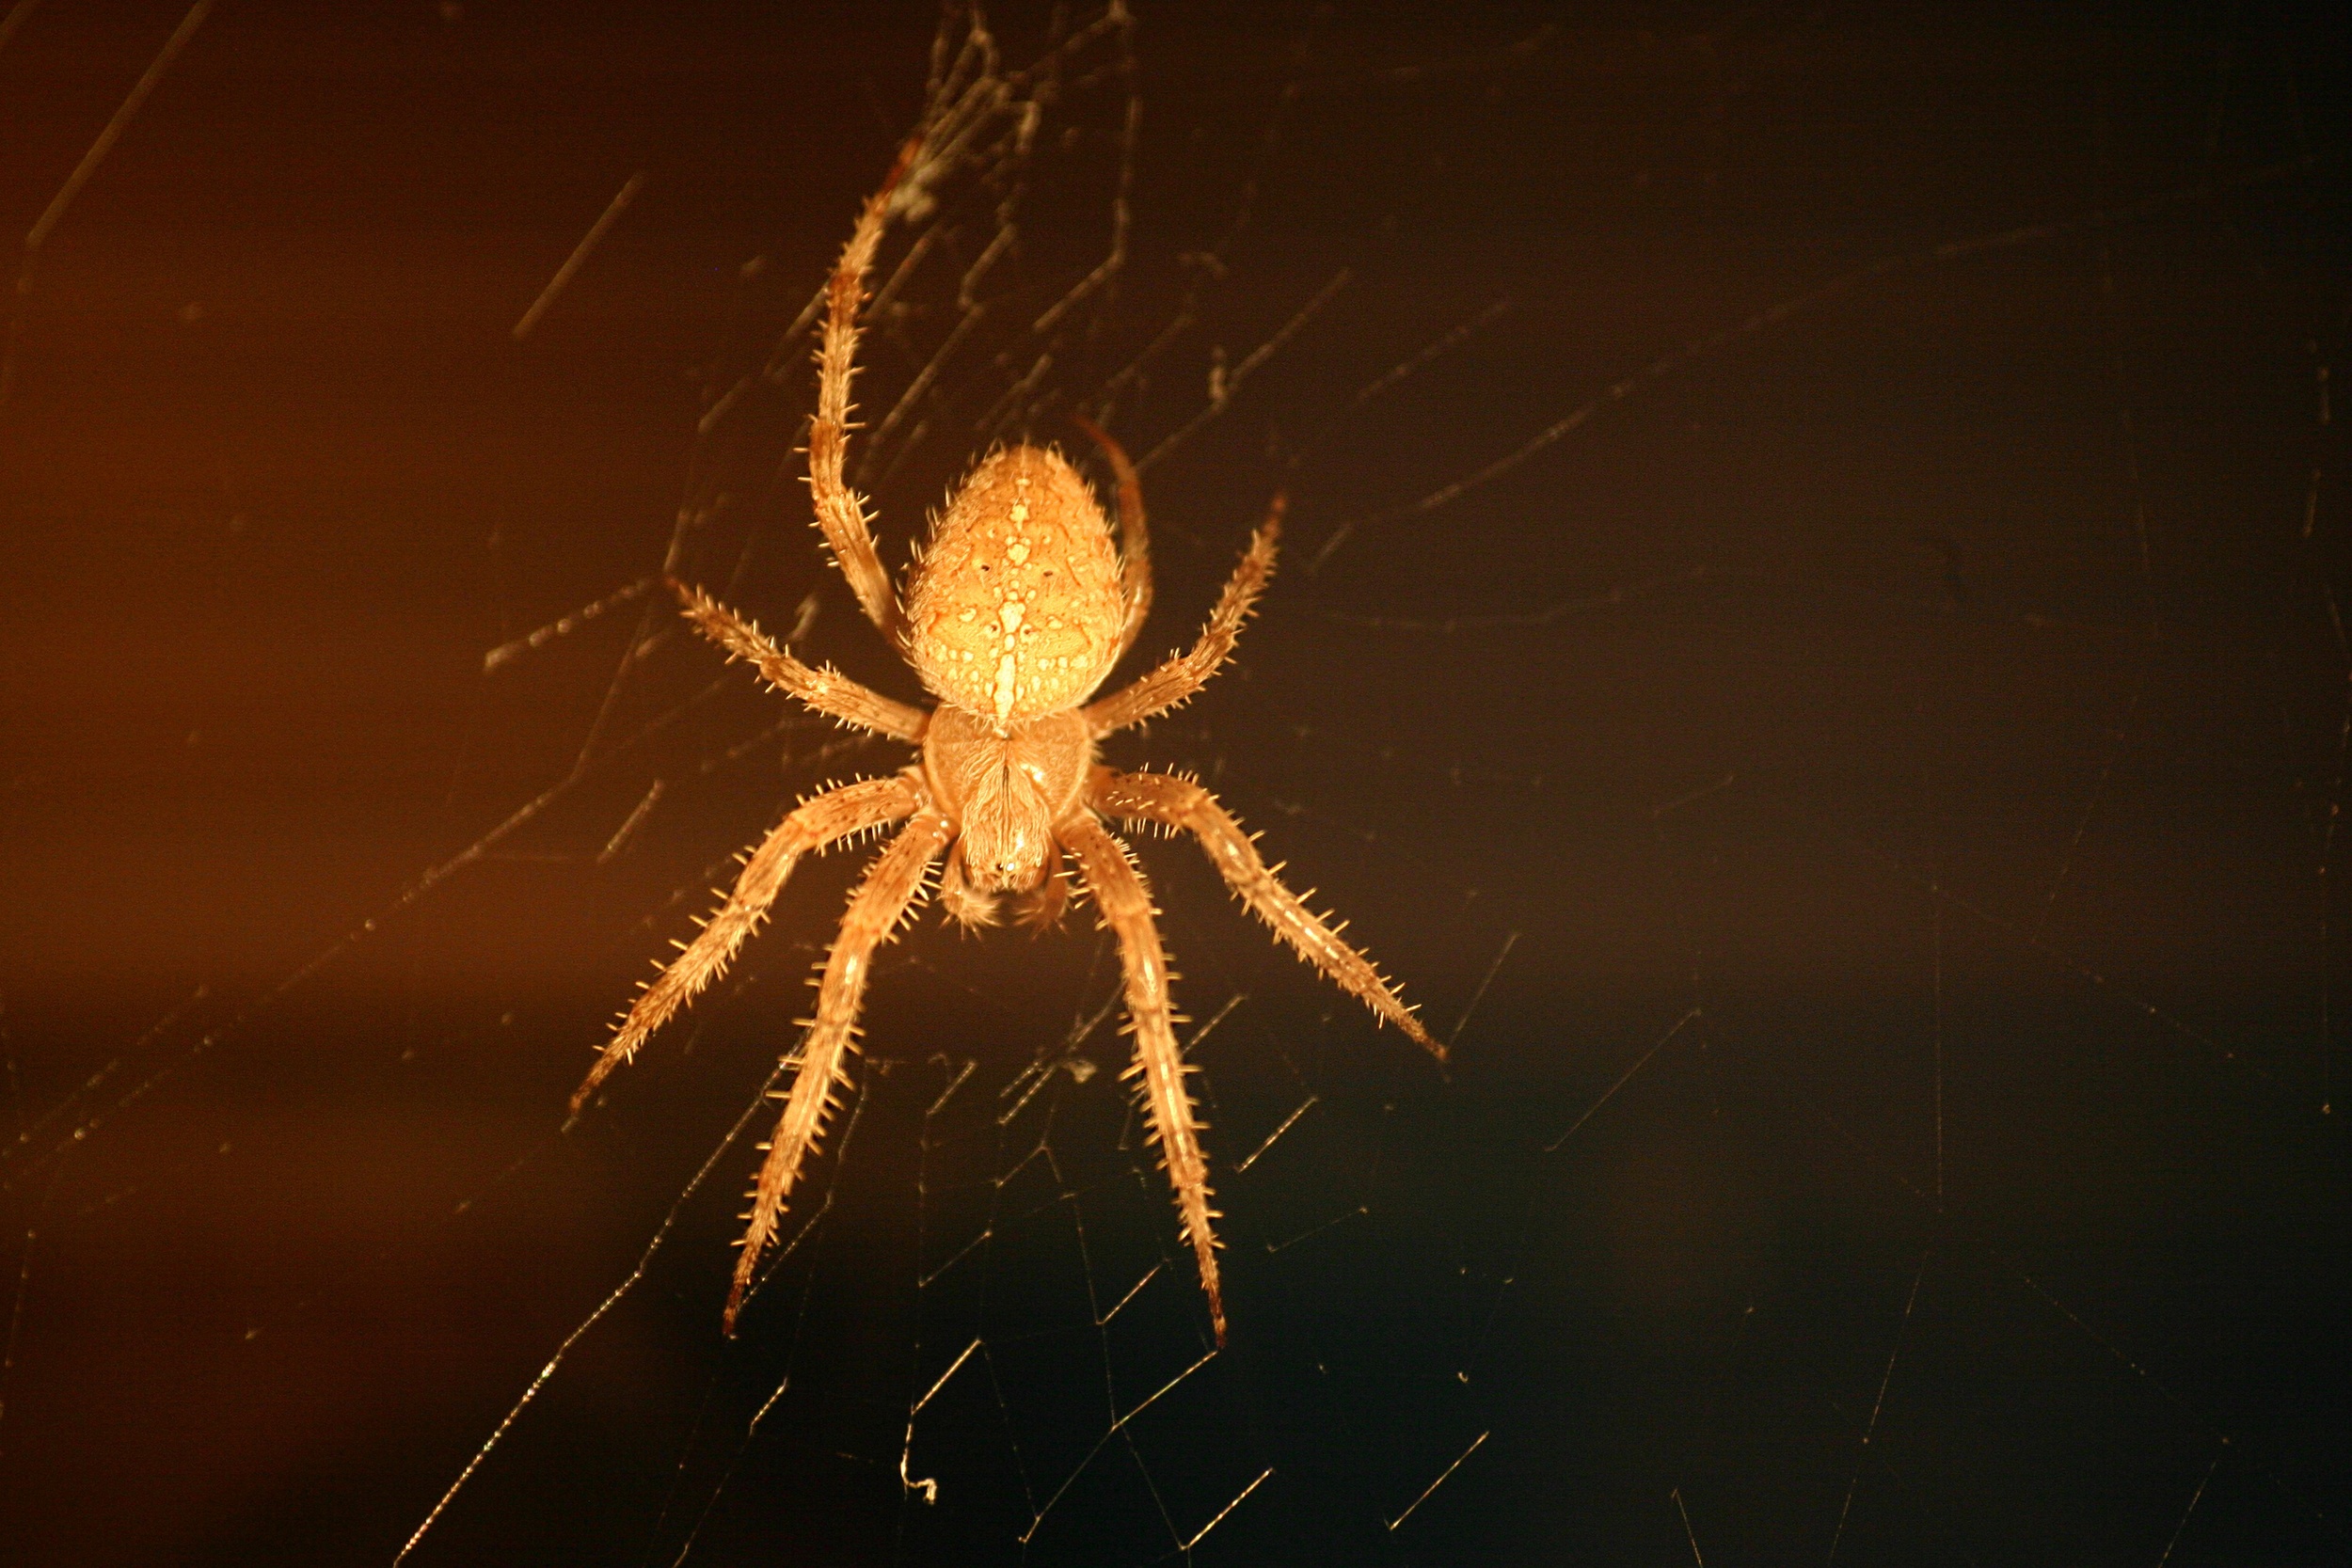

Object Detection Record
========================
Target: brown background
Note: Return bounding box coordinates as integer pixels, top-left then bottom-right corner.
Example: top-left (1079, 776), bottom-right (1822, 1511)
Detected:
top-left (2, 2), bottom-right (2346, 1563)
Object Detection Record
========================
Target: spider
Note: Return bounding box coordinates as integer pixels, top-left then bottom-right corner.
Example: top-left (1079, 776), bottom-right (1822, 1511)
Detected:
top-left (574, 134), bottom-right (1442, 1346)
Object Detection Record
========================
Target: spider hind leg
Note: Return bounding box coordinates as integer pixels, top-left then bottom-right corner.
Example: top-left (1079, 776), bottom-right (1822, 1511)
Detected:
top-left (805, 133), bottom-right (926, 647)
top-left (1072, 414), bottom-right (1152, 664)
top-left (1084, 499), bottom-right (1281, 738)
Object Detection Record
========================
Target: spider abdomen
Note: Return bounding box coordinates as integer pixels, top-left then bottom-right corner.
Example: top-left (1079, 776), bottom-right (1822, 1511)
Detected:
top-left (907, 445), bottom-right (1125, 726)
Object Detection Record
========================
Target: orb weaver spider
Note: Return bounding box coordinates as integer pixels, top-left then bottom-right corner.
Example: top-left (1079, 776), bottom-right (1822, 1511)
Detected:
top-left (576, 134), bottom-right (1442, 1345)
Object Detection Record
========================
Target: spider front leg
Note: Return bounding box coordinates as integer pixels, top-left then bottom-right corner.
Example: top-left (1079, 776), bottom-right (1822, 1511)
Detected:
top-left (1084, 499), bottom-right (1281, 738)
top-left (1090, 768), bottom-right (1443, 1062)
top-left (1061, 812), bottom-right (1227, 1346)
top-left (572, 774), bottom-right (924, 1116)
top-left (728, 806), bottom-right (950, 1332)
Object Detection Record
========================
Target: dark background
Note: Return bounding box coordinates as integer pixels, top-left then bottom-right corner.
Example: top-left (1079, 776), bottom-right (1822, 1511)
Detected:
top-left (3, 3), bottom-right (2347, 1563)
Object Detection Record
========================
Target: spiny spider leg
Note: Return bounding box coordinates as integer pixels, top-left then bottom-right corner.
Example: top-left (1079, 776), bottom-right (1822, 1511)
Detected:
top-left (728, 806), bottom-right (951, 1332)
top-left (572, 775), bottom-right (923, 1115)
top-left (1092, 768), bottom-right (1444, 1062)
top-left (672, 578), bottom-right (928, 741)
top-left (807, 133), bottom-right (925, 647)
top-left (1084, 499), bottom-right (1281, 738)
top-left (1061, 812), bottom-right (1227, 1345)
top-left (1073, 415), bottom-right (1152, 664)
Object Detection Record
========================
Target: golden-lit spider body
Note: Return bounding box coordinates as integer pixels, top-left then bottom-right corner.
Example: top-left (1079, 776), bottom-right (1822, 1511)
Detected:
top-left (907, 445), bottom-right (1126, 727)
top-left (574, 133), bottom-right (1440, 1345)
top-left (921, 704), bottom-right (1090, 914)
top-left (906, 445), bottom-right (1120, 910)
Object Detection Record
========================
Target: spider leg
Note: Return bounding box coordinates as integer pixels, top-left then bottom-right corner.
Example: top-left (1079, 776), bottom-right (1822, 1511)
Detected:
top-left (728, 807), bottom-right (950, 1331)
top-left (1090, 768), bottom-right (1444, 1063)
top-left (1073, 415), bottom-right (1152, 664)
top-left (1083, 499), bottom-right (1280, 738)
top-left (1061, 811), bottom-right (1227, 1346)
top-left (571, 774), bottom-right (925, 1116)
top-left (807, 133), bottom-right (923, 647)
top-left (672, 578), bottom-right (927, 741)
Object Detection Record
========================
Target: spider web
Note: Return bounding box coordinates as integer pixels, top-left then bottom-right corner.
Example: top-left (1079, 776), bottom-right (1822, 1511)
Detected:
top-left (2, 3), bottom-right (2348, 1564)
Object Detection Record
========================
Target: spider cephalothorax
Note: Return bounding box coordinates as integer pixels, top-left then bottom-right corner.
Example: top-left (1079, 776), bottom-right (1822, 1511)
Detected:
top-left (574, 134), bottom-right (1441, 1345)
